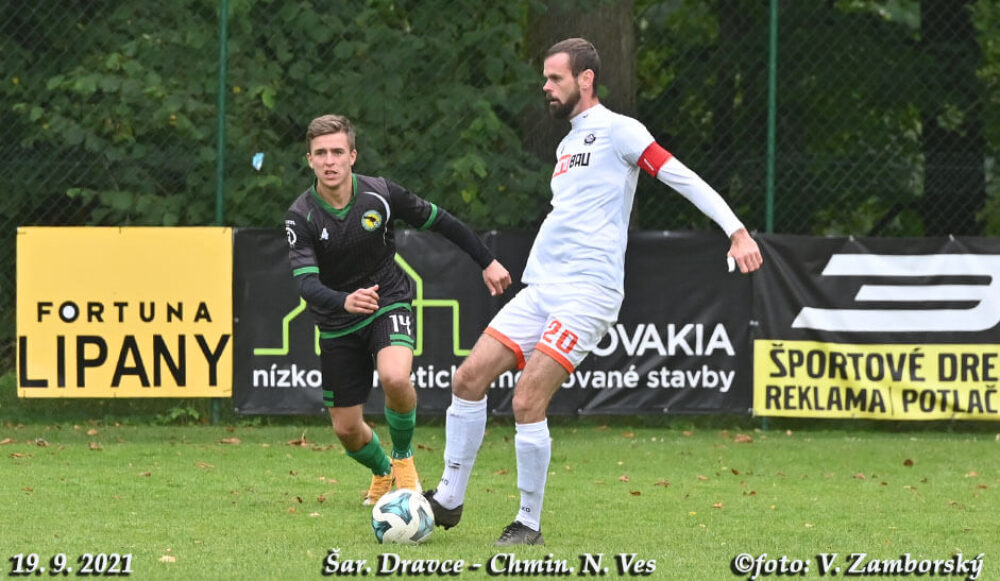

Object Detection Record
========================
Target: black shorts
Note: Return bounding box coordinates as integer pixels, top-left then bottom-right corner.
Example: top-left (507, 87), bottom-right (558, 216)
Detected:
top-left (320, 306), bottom-right (415, 408)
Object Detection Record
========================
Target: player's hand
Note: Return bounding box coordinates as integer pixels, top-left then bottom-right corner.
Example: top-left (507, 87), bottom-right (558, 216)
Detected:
top-left (728, 229), bottom-right (763, 274)
top-left (345, 284), bottom-right (379, 314)
top-left (482, 260), bottom-right (512, 296)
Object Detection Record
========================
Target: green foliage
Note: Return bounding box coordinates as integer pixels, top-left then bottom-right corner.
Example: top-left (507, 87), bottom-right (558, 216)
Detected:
top-left (153, 403), bottom-right (204, 426)
top-left (1, 0), bottom-right (548, 230)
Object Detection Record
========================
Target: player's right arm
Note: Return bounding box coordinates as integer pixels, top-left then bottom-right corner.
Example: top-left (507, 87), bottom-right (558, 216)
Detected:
top-left (612, 116), bottom-right (762, 274)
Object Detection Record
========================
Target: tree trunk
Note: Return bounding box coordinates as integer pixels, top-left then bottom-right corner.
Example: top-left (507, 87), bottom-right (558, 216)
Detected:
top-left (522, 0), bottom-right (636, 172)
top-left (921, 0), bottom-right (985, 235)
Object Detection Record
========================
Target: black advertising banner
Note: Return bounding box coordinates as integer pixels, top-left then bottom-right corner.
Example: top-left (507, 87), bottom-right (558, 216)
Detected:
top-left (753, 235), bottom-right (1000, 420)
top-left (233, 229), bottom-right (754, 416)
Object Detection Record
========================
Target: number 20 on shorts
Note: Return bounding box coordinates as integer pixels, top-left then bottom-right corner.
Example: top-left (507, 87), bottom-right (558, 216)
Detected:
top-left (541, 320), bottom-right (579, 354)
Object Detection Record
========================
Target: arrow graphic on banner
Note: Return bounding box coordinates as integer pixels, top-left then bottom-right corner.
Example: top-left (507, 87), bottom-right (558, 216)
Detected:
top-left (252, 254), bottom-right (471, 357)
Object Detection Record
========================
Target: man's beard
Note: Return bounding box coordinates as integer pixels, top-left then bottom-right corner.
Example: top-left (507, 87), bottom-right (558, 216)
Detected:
top-left (547, 88), bottom-right (581, 120)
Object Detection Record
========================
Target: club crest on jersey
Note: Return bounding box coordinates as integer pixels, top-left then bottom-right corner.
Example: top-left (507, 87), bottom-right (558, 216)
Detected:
top-left (553, 152), bottom-right (591, 177)
top-left (584, 133), bottom-right (596, 145)
top-left (320, 227), bottom-right (329, 240)
top-left (362, 209), bottom-right (383, 231)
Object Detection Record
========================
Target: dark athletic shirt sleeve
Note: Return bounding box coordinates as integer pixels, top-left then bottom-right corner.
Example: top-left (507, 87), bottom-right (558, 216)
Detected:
top-left (297, 272), bottom-right (348, 311)
top-left (386, 180), bottom-right (495, 269)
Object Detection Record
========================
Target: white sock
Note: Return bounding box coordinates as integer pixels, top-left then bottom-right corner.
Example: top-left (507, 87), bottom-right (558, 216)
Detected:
top-left (514, 419), bottom-right (550, 531)
top-left (434, 394), bottom-right (487, 509)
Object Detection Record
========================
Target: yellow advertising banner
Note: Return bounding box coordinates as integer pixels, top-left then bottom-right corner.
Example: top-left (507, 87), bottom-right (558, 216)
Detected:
top-left (17, 227), bottom-right (233, 398)
top-left (754, 340), bottom-right (1000, 420)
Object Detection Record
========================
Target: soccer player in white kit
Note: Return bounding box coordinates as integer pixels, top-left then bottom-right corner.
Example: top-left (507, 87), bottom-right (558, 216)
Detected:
top-left (424, 38), bottom-right (763, 545)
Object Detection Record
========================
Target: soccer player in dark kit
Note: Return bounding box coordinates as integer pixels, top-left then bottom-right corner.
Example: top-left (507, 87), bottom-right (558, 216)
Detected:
top-left (285, 114), bottom-right (511, 505)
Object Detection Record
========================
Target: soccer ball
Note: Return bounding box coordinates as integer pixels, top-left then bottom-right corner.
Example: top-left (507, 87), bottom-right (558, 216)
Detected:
top-left (371, 489), bottom-right (435, 544)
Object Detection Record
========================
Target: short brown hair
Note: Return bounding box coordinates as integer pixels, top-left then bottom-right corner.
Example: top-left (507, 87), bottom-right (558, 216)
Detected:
top-left (306, 114), bottom-right (356, 152)
top-left (546, 38), bottom-right (601, 94)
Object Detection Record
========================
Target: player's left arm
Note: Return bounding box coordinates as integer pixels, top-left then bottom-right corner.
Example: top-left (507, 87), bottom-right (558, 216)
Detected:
top-left (638, 141), bottom-right (762, 274)
top-left (389, 180), bottom-right (512, 295)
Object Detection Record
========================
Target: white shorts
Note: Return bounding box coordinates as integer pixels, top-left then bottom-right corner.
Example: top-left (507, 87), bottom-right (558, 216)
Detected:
top-left (485, 282), bottom-right (623, 373)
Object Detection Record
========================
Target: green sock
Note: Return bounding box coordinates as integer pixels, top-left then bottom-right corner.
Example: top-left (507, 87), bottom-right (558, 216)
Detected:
top-left (385, 407), bottom-right (416, 460)
top-left (346, 431), bottom-right (391, 476)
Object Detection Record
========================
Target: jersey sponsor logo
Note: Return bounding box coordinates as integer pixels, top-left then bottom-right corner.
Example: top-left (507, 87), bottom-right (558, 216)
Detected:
top-left (361, 209), bottom-right (383, 232)
top-left (320, 227), bottom-right (329, 240)
top-left (284, 221), bottom-right (297, 247)
top-left (552, 152), bottom-right (591, 177)
top-left (791, 254), bottom-right (1000, 332)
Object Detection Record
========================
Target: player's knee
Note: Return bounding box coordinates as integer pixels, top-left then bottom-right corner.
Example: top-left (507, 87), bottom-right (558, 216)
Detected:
top-left (332, 421), bottom-right (365, 445)
top-left (453, 363), bottom-right (487, 400)
top-left (379, 369), bottom-right (412, 394)
top-left (511, 392), bottom-right (542, 423)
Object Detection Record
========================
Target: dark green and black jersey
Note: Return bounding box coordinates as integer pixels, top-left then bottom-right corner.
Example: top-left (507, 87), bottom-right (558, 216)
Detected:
top-left (285, 173), bottom-right (493, 335)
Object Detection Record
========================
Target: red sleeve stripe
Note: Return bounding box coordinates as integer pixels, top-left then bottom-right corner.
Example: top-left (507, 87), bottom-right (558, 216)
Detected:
top-left (638, 142), bottom-right (673, 177)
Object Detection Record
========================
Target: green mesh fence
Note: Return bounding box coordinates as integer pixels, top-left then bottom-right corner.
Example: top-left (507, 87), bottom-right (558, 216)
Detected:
top-left (3, 0), bottom-right (999, 370)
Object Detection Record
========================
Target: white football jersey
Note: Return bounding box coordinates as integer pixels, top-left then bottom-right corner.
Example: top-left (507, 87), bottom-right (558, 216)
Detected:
top-left (522, 104), bottom-right (744, 295)
top-left (522, 104), bottom-right (653, 293)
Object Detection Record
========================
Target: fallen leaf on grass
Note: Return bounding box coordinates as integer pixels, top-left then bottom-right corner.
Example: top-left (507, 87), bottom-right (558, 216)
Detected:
top-left (853, 473), bottom-right (867, 480)
top-left (158, 556), bottom-right (176, 563)
top-left (88, 442), bottom-right (102, 451)
top-left (622, 431), bottom-right (635, 439)
top-left (683, 430), bottom-right (693, 437)
top-left (287, 434), bottom-right (310, 447)
top-left (416, 443), bottom-right (434, 451)
top-left (220, 438), bottom-right (241, 445)
top-left (309, 512), bottom-right (320, 517)
top-left (618, 475), bottom-right (631, 482)
top-left (734, 433), bottom-right (753, 444)
top-left (34, 438), bottom-right (49, 447)
top-left (903, 458), bottom-right (914, 467)
top-left (965, 471), bottom-right (979, 478)
top-left (317, 495), bottom-right (327, 504)
top-left (0, 438), bottom-right (12, 445)
top-left (87, 428), bottom-right (99, 436)
top-left (139, 471), bottom-right (151, 477)
top-left (494, 469), bottom-right (508, 475)
top-left (195, 462), bottom-right (214, 470)
top-left (654, 480), bottom-right (671, 487)
top-left (712, 502), bottom-right (723, 509)
top-left (630, 491), bottom-right (641, 496)
top-left (697, 475), bottom-right (709, 481)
